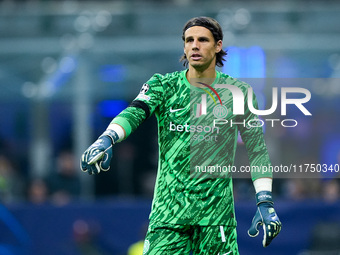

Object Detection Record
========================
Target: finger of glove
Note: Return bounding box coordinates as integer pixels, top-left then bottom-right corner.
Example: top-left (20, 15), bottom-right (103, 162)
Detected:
top-left (86, 163), bottom-right (100, 175)
top-left (263, 221), bottom-right (281, 247)
top-left (80, 154), bottom-right (90, 172)
top-left (270, 220), bottom-right (282, 238)
top-left (248, 209), bottom-right (262, 237)
top-left (80, 160), bottom-right (87, 172)
top-left (263, 223), bottom-right (274, 247)
top-left (263, 224), bottom-right (270, 247)
top-left (100, 147), bottom-right (112, 171)
top-left (88, 149), bottom-right (104, 165)
top-left (81, 151), bottom-right (100, 172)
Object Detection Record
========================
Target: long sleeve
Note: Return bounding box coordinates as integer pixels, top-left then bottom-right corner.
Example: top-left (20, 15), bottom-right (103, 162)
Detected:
top-left (237, 87), bottom-right (273, 181)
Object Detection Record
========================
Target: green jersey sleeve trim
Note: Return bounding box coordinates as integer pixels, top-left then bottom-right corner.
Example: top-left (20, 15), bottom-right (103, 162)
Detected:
top-left (111, 106), bottom-right (148, 138)
top-left (111, 116), bottom-right (133, 138)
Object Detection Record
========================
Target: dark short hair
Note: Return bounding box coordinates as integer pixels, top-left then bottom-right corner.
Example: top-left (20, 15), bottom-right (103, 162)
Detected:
top-left (180, 16), bottom-right (227, 67)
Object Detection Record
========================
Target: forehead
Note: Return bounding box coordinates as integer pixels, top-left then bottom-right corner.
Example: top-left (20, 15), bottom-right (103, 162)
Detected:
top-left (184, 26), bottom-right (214, 39)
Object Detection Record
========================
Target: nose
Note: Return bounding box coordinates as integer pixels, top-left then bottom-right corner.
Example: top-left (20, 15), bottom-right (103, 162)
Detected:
top-left (192, 39), bottom-right (199, 50)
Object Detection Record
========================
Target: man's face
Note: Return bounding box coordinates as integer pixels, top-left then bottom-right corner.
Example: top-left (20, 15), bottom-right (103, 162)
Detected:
top-left (183, 26), bottom-right (222, 71)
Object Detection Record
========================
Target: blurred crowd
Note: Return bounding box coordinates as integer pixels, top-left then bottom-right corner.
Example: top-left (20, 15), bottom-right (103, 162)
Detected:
top-left (0, 150), bottom-right (80, 206)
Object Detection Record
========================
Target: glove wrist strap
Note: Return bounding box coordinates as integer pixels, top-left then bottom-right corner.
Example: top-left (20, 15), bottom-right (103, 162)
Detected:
top-left (100, 130), bottom-right (119, 145)
top-left (256, 191), bottom-right (273, 205)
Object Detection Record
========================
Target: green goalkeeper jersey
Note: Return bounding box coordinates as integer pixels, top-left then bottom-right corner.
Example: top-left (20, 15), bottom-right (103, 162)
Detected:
top-left (112, 70), bottom-right (272, 226)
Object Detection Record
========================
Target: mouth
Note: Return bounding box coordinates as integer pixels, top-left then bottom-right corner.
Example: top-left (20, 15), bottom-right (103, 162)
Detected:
top-left (190, 53), bottom-right (202, 61)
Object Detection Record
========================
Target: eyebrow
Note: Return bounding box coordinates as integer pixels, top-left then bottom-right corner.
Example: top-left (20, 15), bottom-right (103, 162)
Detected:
top-left (185, 35), bottom-right (210, 41)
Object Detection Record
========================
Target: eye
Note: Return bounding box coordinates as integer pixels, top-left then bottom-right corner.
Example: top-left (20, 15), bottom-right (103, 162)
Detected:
top-left (199, 37), bottom-right (209, 42)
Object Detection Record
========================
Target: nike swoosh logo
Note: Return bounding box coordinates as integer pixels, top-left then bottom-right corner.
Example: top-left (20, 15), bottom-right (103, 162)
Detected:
top-left (218, 252), bottom-right (232, 255)
top-left (170, 107), bottom-right (185, 113)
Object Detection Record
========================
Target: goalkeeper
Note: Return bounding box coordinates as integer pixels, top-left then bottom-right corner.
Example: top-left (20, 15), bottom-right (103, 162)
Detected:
top-left (81, 16), bottom-right (281, 254)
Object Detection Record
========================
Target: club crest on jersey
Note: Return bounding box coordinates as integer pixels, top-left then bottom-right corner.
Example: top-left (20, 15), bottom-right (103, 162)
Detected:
top-left (140, 83), bottom-right (149, 94)
top-left (195, 82), bottom-right (229, 119)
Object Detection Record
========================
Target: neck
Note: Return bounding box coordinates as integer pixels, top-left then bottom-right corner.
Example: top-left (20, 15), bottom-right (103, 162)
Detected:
top-left (186, 65), bottom-right (216, 85)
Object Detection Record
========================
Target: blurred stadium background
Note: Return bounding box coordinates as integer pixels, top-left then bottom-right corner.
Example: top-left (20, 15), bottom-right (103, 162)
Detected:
top-left (0, 0), bottom-right (340, 254)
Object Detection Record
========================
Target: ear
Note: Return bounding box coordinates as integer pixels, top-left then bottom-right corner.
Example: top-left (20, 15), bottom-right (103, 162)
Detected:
top-left (215, 40), bottom-right (223, 53)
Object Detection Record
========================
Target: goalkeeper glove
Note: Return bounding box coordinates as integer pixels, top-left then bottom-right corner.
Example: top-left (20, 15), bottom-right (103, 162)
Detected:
top-left (248, 191), bottom-right (282, 247)
top-left (80, 130), bottom-right (118, 175)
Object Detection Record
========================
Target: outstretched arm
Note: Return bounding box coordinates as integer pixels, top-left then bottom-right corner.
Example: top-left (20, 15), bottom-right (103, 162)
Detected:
top-left (80, 74), bottom-right (164, 175)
